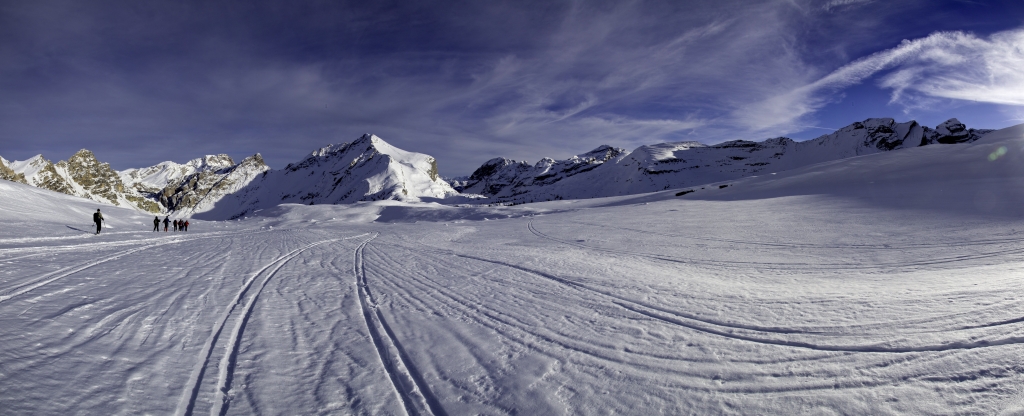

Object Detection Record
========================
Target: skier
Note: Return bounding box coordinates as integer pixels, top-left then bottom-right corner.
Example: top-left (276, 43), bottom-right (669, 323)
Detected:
top-left (163, 216), bottom-right (170, 232)
top-left (183, 220), bottom-right (189, 232)
top-left (93, 209), bottom-right (104, 235)
top-left (173, 219), bottom-right (178, 232)
top-left (153, 216), bottom-right (160, 231)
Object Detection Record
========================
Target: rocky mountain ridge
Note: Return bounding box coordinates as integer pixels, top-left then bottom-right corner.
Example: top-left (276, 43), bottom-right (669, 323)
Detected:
top-left (0, 118), bottom-right (997, 215)
top-left (456, 118), bottom-right (993, 204)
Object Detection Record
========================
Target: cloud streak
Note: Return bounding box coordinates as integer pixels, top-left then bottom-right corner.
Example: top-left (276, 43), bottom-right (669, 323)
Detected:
top-left (737, 27), bottom-right (1024, 134)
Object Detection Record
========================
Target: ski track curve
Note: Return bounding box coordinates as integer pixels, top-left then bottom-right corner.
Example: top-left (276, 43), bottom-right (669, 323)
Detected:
top-left (363, 240), bottom-right (990, 397)
top-left (385, 230), bottom-right (1024, 354)
top-left (175, 238), bottom-right (337, 416)
top-left (352, 233), bottom-right (447, 416)
top-left (444, 245), bottom-right (1024, 354)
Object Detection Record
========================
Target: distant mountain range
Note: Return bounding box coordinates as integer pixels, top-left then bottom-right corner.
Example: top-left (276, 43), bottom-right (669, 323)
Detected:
top-left (453, 118), bottom-right (992, 204)
top-left (0, 118), bottom-right (995, 218)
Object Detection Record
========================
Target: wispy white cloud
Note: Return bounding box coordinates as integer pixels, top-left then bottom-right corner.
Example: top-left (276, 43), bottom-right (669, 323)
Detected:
top-left (881, 29), bottom-right (1024, 106)
top-left (736, 27), bottom-right (1024, 134)
top-left (822, 0), bottom-right (875, 12)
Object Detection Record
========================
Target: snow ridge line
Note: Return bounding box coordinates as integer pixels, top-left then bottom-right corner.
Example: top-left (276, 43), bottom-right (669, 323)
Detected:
top-left (452, 250), bottom-right (1024, 353)
top-left (353, 233), bottom-right (446, 416)
top-left (0, 230), bottom-right (272, 305)
top-left (175, 238), bottom-right (335, 416)
top-left (528, 221), bottom-right (1024, 271)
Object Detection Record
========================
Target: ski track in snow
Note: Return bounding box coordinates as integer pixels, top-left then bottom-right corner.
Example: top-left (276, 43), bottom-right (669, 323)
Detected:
top-left (392, 239), bottom-right (1024, 354)
top-left (362, 238), bottom-right (1009, 402)
top-left (176, 236), bottom-right (344, 416)
top-left (352, 233), bottom-right (447, 416)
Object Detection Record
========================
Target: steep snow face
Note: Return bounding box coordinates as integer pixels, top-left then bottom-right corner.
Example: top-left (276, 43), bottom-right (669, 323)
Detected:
top-left (198, 134), bottom-right (456, 219)
top-left (460, 118), bottom-right (994, 204)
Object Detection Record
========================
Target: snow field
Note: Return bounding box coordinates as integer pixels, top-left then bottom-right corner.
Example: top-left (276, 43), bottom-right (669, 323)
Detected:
top-left (3, 124), bottom-right (1024, 413)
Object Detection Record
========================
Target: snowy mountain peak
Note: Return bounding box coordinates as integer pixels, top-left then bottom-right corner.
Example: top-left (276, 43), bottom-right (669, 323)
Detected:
top-left (198, 134), bottom-right (456, 219)
top-left (185, 154), bottom-right (235, 171)
top-left (578, 145), bottom-right (628, 161)
top-left (0, 155), bottom-right (27, 184)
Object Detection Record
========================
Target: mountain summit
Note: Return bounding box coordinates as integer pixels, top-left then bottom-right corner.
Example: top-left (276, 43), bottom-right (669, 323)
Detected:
top-left (199, 134), bottom-right (456, 219)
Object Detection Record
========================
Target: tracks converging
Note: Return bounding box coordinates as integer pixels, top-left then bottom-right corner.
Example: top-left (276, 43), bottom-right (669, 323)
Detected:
top-left (175, 238), bottom-right (336, 416)
top-left (353, 233), bottom-right (446, 416)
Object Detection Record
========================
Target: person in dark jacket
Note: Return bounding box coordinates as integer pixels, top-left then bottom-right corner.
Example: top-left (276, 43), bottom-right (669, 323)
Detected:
top-left (153, 216), bottom-right (160, 231)
top-left (93, 209), bottom-right (104, 234)
top-left (173, 219), bottom-right (178, 232)
top-left (163, 216), bottom-right (170, 232)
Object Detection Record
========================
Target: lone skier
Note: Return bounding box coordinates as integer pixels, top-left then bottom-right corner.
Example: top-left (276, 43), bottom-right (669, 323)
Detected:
top-left (93, 209), bottom-right (104, 235)
top-left (153, 216), bottom-right (160, 231)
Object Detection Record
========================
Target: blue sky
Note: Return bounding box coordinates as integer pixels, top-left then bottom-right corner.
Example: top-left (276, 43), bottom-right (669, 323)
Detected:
top-left (1, 0), bottom-right (1023, 176)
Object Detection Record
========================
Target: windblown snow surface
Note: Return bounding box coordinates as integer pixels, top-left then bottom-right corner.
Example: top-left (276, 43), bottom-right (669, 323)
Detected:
top-left (4, 124), bottom-right (1024, 415)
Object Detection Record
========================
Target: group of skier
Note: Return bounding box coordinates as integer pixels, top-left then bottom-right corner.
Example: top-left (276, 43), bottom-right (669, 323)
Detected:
top-left (90, 210), bottom-right (192, 235)
top-left (153, 216), bottom-right (190, 232)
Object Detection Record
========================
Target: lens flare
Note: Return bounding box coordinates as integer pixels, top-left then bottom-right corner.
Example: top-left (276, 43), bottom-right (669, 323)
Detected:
top-left (988, 146), bottom-right (1007, 161)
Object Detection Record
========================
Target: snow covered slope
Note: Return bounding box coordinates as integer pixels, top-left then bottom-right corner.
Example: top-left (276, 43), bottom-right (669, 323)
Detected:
top-left (4, 124), bottom-right (1024, 414)
top-left (0, 178), bottom-right (153, 239)
top-left (198, 134), bottom-right (456, 219)
top-left (685, 121), bottom-right (1024, 216)
top-left (461, 118), bottom-right (993, 204)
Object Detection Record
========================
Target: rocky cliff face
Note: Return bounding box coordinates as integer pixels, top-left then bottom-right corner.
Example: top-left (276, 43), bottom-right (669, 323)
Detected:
top-left (459, 145), bottom-right (628, 198)
top-left (3, 151), bottom-right (258, 214)
top-left (459, 118), bottom-right (994, 204)
top-left (157, 154), bottom-right (269, 215)
top-left (0, 157), bottom-right (27, 184)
